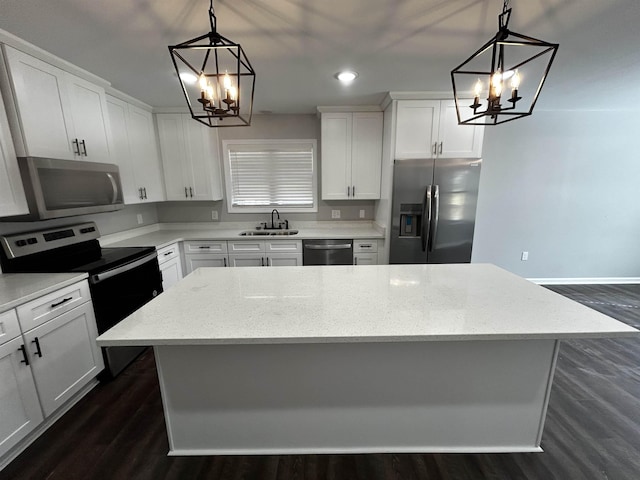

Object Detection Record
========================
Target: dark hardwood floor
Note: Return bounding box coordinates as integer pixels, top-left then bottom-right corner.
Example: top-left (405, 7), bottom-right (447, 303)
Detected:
top-left (2, 285), bottom-right (639, 480)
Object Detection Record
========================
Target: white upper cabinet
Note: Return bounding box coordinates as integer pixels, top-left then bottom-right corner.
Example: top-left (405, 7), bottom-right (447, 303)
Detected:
top-left (0, 84), bottom-right (28, 217)
top-left (1, 45), bottom-right (113, 163)
top-left (321, 111), bottom-right (383, 200)
top-left (106, 95), bottom-right (165, 204)
top-left (156, 114), bottom-right (223, 202)
top-left (395, 99), bottom-right (484, 159)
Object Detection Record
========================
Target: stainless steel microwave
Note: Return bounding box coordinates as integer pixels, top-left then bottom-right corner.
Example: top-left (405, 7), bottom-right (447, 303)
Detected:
top-left (2, 157), bottom-right (124, 221)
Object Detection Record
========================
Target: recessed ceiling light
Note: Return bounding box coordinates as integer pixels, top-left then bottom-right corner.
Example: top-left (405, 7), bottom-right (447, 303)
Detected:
top-left (179, 72), bottom-right (198, 84)
top-left (335, 71), bottom-right (358, 84)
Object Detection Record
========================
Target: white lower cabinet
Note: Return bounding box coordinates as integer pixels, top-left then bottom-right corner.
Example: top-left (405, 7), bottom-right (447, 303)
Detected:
top-left (0, 336), bottom-right (44, 459)
top-left (267, 253), bottom-right (302, 267)
top-left (0, 280), bottom-right (103, 464)
top-left (183, 241), bottom-right (229, 275)
top-left (157, 243), bottom-right (183, 291)
top-left (22, 302), bottom-right (103, 417)
top-left (228, 254), bottom-right (264, 268)
top-left (354, 239), bottom-right (379, 265)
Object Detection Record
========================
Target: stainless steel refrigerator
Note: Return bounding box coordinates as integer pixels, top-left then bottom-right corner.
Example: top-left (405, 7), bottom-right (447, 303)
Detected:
top-left (389, 158), bottom-right (481, 264)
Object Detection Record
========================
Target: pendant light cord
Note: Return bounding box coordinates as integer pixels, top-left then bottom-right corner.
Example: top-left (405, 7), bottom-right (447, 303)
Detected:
top-left (209, 0), bottom-right (217, 34)
top-left (502, 0), bottom-right (511, 13)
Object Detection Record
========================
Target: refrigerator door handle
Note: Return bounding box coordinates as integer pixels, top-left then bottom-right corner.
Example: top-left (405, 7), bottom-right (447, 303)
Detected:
top-left (429, 184), bottom-right (440, 252)
top-left (421, 185), bottom-right (432, 252)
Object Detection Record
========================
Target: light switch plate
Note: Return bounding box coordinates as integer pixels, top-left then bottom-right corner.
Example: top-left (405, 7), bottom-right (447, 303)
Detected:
top-left (521, 251), bottom-right (529, 261)
top-left (331, 209), bottom-right (341, 219)
top-left (211, 210), bottom-right (218, 220)
top-left (359, 209), bottom-right (365, 219)
top-left (136, 213), bottom-right (143, 225)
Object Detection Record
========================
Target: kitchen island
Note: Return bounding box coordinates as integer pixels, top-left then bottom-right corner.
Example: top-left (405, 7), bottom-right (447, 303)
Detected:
top-left (97, 264), bottom-right (638, 455)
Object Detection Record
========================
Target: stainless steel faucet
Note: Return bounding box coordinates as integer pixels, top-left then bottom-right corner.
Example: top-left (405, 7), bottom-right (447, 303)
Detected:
top-left (271, 209), bottom-right (280, 229)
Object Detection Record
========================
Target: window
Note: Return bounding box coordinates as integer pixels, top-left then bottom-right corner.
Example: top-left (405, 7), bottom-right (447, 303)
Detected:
top-left (223, 139), bottom-right (317, 213)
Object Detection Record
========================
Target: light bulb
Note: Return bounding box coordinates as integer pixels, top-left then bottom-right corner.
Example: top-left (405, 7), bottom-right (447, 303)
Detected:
top-left (229, 86), bottom-right (237, 101)
top-left (198, 73), bottom-right (208, 91)
top-left (474, 78), bottom-right (483, 97)
top-left (223, 72), bottom-right (232, 90)
top-left (491, 70), bottom-right (503, 97)
top-left (510, 69), bottom-right (521, 89)
top-left (206, 85), bottom-right (215, 101)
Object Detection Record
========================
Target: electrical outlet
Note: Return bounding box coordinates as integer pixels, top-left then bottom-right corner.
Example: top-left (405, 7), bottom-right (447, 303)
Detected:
top-left (331, 209), bottom-right (341, 219)
top-left (521, 251), bottom-right (529, 261)
top-left (211, 210), bottom-right (218, 220)
top-left (359, 209), bottom-right (365, 219)
top-left (136, 213), bottom-right (143, 225)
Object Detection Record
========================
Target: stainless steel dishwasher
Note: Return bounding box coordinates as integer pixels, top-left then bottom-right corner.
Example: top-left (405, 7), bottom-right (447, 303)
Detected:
top-left (303, 239), bottom-right (353, 265)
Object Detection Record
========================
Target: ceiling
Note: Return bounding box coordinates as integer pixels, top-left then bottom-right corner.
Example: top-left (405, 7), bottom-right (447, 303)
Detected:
top-left (1, 0), bottom-right (638, 113)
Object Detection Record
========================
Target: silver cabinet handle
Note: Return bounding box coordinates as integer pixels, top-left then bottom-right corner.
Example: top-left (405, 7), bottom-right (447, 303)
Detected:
top-left (198, 246), bottom-right (211, 249)
top-left (190, 187), bottom-right (193, 198)
top-left (352, 185), bottom-right (355, 197)
top-left (72, 138), bottom-right (80, 155)
top-left (223, 257), bottom-right (227, 267)
top-left (185, 187), bottom-right (188, 198)
top-left (143, 187), bottom-right (147, 199)
top-left (438, 142), bottom-right (443, 155)
top-left (80, 139), bottom-right (87, 156)
top-left (354, 257), bottom-right (358, 265)
top-left (432, 142), bottom-right (437, 156)
top-left (163, 251), bottom-right (174, 256)
top-left (347, 186), bottom-right (350, 197)
top-left (139, 187), bottom-right (144, 200)
top-left (261, 257), bottom-right (264, 266)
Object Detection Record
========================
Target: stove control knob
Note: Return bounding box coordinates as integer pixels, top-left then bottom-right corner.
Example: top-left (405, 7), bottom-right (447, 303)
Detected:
top-left (152, 290), bottom-right (158, 297)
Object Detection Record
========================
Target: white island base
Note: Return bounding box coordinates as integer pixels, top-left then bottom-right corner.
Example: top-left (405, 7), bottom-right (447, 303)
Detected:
top-left (155, 338), bottom-right (558, 455)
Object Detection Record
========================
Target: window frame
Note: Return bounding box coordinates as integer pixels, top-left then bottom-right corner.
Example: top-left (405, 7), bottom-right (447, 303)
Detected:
top-left (222, 139), bottom-right (318, 213)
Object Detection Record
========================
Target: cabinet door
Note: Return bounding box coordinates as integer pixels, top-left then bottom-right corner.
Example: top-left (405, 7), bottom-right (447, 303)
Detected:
top-left (228, 254), bottom-right (265, 267)
top-left (267, 253), bottom-right (302, 266)
top-left (0, 86), bottom-right (28, 217)
top-left (182, 116), bottom-right (223, 201)
top-left (106, 95), bottom-right (139, 204)
top-left (437, 100), bottom-right (484, 158)
top-left (160, 257), bottom-right (183, 291)
top-left (354, 253), bottom-right (378, 265)
top-left (351, 112), bottom-right (382, 199)
top-left (127, 105), bottom-right (165, 202)
top-left (157, 114), bottom-right (189, 201)
top-left (0, 336), bottom-right (44, 459)
top-left (65, 73), bottom-right (112, 163)
top-left (321, 113), bottom-right (351, 200)
top-left (184, 254), bottom-right (228, 274)
top-left (2, 45), bottom-right (75, 160)
top-left (23, 302), bottom-right (104, 417)
top-left (395, 100), bottom-right (439, 159)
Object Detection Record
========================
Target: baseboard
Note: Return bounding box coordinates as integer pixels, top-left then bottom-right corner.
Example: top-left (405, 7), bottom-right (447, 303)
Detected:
top-left (528, 277), bottom-right (640, 285)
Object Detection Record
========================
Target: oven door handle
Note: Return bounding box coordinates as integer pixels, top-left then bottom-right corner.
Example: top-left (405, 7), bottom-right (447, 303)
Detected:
top-left (90, 252), bottom-right (158, 285)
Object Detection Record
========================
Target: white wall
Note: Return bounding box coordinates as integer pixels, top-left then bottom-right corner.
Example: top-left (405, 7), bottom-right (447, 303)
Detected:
top-left (471, 109), bottom-right (640, 279)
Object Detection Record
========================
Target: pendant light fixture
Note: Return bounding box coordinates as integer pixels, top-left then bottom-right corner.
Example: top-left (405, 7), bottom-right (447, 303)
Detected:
top-left (450, 0), bottom-right (558, 125)
top-left (169, 0), bottom-right (255, 127)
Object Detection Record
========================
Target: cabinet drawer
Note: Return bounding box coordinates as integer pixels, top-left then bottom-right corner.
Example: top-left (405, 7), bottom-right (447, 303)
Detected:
top-left (0, 309), bottom-right (21, 346)
top-left (157, 243), bottom-right (180, 264)
top-left (228, 240), bottom-right (265, 253)
top-left (16, 280), bottom-right (91, 332)
top-left (354, 239), bottom-right (378, 253)
top-left (183, 240), bottom-right (227, 254)
top-left (265, 240), bottom-right (302, 253)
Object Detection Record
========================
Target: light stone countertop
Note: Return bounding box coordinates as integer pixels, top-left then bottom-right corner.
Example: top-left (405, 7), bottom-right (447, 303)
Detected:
top-left (100, 221), bottom-right (384, 249)
top-left (96, 263), bottom-right (638, 347)
top-left (0, 272), bottom-right (89, 313)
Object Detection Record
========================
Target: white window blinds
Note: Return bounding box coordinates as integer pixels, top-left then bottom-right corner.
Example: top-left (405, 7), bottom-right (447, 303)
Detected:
top-left (224, 140), bottom-right (317, 212)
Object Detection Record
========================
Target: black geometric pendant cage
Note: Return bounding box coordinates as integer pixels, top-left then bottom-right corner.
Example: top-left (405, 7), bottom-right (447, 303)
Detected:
top-left (451, 0), bottom-right (558, 126)
top-left (169, 0), bottom-right (255, 127)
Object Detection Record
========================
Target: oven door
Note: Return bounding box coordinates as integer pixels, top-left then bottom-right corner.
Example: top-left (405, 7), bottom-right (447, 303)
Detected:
top-left (89, 252), bottom-right (163, 377)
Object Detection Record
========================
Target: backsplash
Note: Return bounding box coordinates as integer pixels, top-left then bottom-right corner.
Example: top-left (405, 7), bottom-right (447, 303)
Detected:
top-left (156, 200), bottom-right (375, 223)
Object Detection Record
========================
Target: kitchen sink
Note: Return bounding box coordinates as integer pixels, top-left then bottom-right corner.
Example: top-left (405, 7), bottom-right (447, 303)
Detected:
top-left (239, 230), bottom-right (299, 236)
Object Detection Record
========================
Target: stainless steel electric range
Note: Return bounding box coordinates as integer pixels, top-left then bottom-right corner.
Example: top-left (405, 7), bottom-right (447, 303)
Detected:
top-left (0, 222), bottom-right (162, 378)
